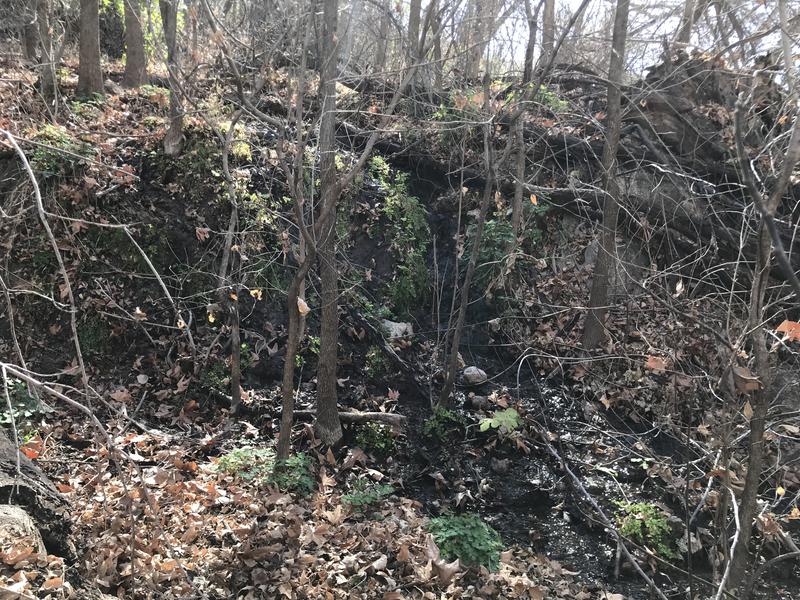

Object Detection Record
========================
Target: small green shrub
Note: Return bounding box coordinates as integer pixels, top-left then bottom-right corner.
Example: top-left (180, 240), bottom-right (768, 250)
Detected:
top-left (364, 346), bottom-right (387, 378)
top-left (354, 422), bottom-right (395, 458)
top-left (615, 501), bottom-right (676, 559)
top-left (342, 479), bottom-right (394, 510)
top-left (271, 453), bottom-right (316, 495)
top-left (217, 447), bottom-right (316, 495)
top-left (423, 406), bottom-right (465, 441)
top-left (0, 379), bottom-right (48, 427)
top-left (533, 84), bottom-right (569, 113)
top-left (479, 408), bottom-right (521, 433)
top-left (368, 157), bottom-right (431, 314)
top-left (218, 447), bottom-right (275, 481)
top-left (463, 219), bottom-right (515, 292)
top-left (30, 124), bottom-right (93, 179)
top-left (428, 513), bottom-right (503, 571)
top-left (78, 316), bottom-right (111, 355)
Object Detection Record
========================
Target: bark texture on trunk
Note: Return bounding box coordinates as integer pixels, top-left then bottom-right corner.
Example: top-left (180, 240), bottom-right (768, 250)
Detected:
top-left (582, 0), bottom-right (629, 349)
top-left (123, 0), bottom-right (147, 87)
top-left (160, 0), bottom-right (184, 155)
top-left (313, 0), bottom-right (343, 447)
top-left (77, 0), bottom-right (103, 96)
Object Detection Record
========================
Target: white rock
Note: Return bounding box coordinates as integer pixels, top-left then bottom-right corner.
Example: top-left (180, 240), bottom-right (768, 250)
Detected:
top-left (381, 319), bottom-right (413, 339)
top-left (463, 366), bottom-right (487, 385)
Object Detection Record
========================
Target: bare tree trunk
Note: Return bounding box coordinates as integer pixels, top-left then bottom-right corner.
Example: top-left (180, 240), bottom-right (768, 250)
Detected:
top-left (77, 0), bottom-right (103, 95)
top-left (432, 5), bottom-right (443, 92)
top-left (727, 15), bottom-right (800, 587)
top-left (374, 6), bottom-right (389, 68)
top-left (36, 0), bottom-right (56, 100)
top-left (22, 1), bottom-right (38, 61)
top-left (540, 0), bottom-right (555, 68)
top-left (582, 0), bottom-right (630, 349)
top-left (511, 117), bottom-right (525, 240)
top-left (160, 0), bottom-right (184, 155)
top-left (123, 0), bottom-right (147, 87)
top-left (313, 0), bottom-right (343, 447)
top-left (340, 0), bottom-right (362, 71)
top-left (523, 0), bottom-right (542, 84)
top-left (408, 0), bottom-right (422, 64)
top-left (674, 0), bottom-right (696, 46)
top-left (439, 75), bottom-right (494, 406)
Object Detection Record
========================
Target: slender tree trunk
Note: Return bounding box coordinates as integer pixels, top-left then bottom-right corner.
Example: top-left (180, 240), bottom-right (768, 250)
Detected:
top-left (160, 0), bottom-right (184, 155)
top-left (408, 0), bottom-right (422, 63)
top-left (674, 0), bottom-right (696, 46)
top-left (340, 0), bottom-right (362, 71)
top-left (36, 0), bottom-right (56, 99)
top-left (511, 117), bottom-right (525, 240)
top-left (123, 0), bottom-right (147, 87)
top-left (582, 0), bottom-right (630, 349)
top-left (432, 6), bottom-right (443, 92)
top-left (523, 0), bottom-right (542, 84)
top-left (22, 2), bottom-right (38, 61)
top-left (540, 0), bottom-right (555, 68)
top-left (313, 0), bottom-right (343, 447)
top-left (439, 75), bottom-right (494, 406)
top-left (77, 0), bottom-right (103, 96)
top-left (374, 6), bottom-right (389, 69)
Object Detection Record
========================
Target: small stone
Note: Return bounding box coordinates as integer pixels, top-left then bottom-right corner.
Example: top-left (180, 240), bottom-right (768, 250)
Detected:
top-left (463, 366), bottom-right (487, 385)
top-left (468, 394), bottom-right (489, 410)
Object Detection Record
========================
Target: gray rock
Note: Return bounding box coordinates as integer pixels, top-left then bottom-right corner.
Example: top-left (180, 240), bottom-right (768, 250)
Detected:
top-left (381, 319), bottom-right (413, 339)
top-left (463, 366), bottom-right (487, 385)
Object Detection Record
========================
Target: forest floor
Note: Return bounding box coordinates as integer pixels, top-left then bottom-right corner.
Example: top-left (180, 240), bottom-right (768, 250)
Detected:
top-left (1, 54), bottom-right (799, 600)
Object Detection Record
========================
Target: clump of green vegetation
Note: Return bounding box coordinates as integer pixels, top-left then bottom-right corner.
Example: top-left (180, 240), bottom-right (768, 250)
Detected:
top-left (30, 124), bottom-right (94, 179)
top-left (218, 447), bottom-right (276, 481)
top-left (423, 406), bottom-right (465, 441)
top-left (217, 447), bottom-right (316, 495)
top-left (0, 379), bottom-right (48, 428)
top-left (533, 84), bottom-right (569, 113)
top-left (427, 513), bottom-right (504, 571)
top-left (479, 408), bottom-right (521, 432)
top-left (202, 344), bottom-right (252, 391)
top-left (78, 316), bottom-right (112, 355)
top-left (354, 422), bottom-right (396, 458)
top-left (342, 479), bottom-right (394, 510)
top-left (615, 501), bottom-right (677, 559)
top-left (368, 157), bottom-right (431, 314)
top-left (271, 453), bottom-right (317, 495)
top-left (364, 345), bottom-right (387, 378)
top-left (464, 219), bottom-right (515, 292)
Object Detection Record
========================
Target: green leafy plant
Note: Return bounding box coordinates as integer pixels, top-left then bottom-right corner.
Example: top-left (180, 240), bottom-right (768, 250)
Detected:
top-left (342, 479), bottom-right (394, 510)
top-left (218, 447), bottom-right (316, 495)
top-left (30, 124), bottom-right (93, 179)
top-left (423, 406), bottom-right (465, 441)
top-left (615, 501), bottom-right (677, 559)
top-left (533, 84), bottom-right (569, 113)
top-left (368, 157), bottom-right (431, 313)
top-left (463, 219), bottom-right (515, 292)
top-left (354, 422), bottom-right (396, 458)
top-left (427, 513), bottom-right (503, 571)
top-left (0, 379), bottom-right (48, 426)
top-left (218, 447), bottom-right (275, 481)
top-left (270, 453), bottom-right (317, 495)
top-left (479, 408), bottom-right (521, 433)
top-left (364, 346), bottom-right (387, 378)
top-left (78, 316), bottom-right (112, 356)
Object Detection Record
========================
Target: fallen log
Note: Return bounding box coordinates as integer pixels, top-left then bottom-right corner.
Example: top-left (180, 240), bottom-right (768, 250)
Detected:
top-left (293, 410), bottom-right (407, 428)
top-left (0, 429), bottom-right (72, 557)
